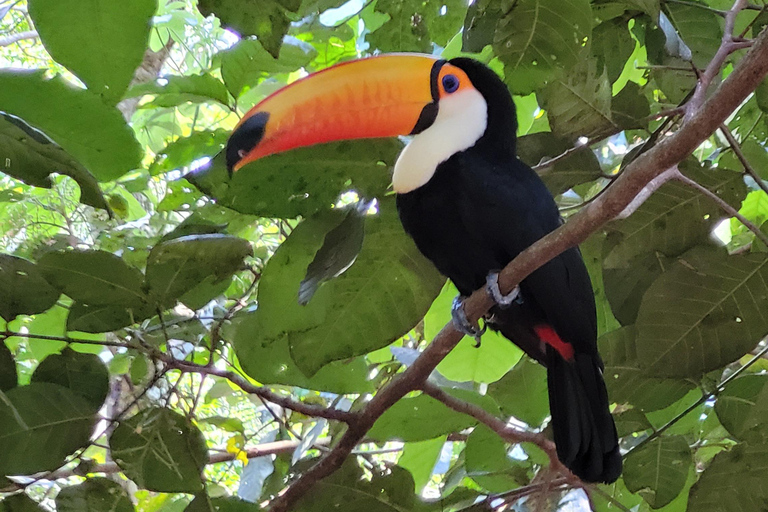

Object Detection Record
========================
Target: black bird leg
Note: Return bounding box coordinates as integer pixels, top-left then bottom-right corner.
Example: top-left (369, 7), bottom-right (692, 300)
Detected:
top-left (486, 271), bottom-right (521, 308)
top-left (451, 295), bottom-right (486, 347)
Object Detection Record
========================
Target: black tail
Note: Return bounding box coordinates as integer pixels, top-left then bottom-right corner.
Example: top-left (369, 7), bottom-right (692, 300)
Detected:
top-left (547, 349), bottom-right (622, 483)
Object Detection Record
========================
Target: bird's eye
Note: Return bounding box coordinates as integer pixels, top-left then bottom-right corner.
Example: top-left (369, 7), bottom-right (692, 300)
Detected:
top-left (442, 74), bottom-right (460, 93)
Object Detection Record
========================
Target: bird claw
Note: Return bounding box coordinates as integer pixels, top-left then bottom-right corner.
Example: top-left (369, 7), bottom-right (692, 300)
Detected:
top-left (451, 295), bottom-right (485, 347)
top-left (486, 272), bottom-right (521, 308)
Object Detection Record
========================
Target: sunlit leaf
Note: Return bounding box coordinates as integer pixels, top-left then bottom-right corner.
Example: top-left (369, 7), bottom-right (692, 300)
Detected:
top-left (623, 436), bottom-right (691, 508)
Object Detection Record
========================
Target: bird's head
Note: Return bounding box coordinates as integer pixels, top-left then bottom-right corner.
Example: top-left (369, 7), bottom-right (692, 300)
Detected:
top-left (226, 55), bottom-right (516, 193)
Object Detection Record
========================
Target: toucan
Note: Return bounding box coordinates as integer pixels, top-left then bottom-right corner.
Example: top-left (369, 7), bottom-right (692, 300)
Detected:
top-left (225, 54), bottom-right (622, 483)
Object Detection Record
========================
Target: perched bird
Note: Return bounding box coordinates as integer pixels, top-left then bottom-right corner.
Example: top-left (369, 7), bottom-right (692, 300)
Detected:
top-left (225, 55), bottom-right (621, 483)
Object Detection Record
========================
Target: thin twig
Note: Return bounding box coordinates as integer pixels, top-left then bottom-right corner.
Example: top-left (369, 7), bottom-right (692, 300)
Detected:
top-left (719, 123), bottom-right (768, 196)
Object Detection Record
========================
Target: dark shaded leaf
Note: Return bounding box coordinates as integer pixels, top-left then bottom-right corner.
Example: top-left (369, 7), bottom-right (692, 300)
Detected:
top-left (187, 140), bottom-right (400, 218)
top-left (612, 81), bottom-right (651, 131)
top-left (110, 408), bottom-right (207, 493)
top-left (715, 375), bottom-right (768, 442)
top-left (366, 0), bottom-right (466, 52)
top-left (66, 301), bottom-right (154, 333)
top-left (0, 70), bottom-right (142, 181)
top-left (599, 326), bottom-right (694, 412)
top-left (637, 247), bottom-right (768, 378)
top-left (604, 251), bottom-right (670, 326)
top-left (688, 441), bottom-right (768, 512)
top-left (27, 0), bottom-right (154, 103)
top-left (614, 409), bottom-right (652, 437)
top-left (0, 341), bottom-right (17, 391)
top-left (126, 74), bottom-right (231, 109)
top-left (623, 435), bottom-right (691, 508)
top-left (462, 0), bottom-right (502, 52)
top-left (185, 496), bottom-right (259, 512)
top-left (488, 357), bottom-right (549, 426)
top-left (38, 250), bottom-right (149, 307)
top-left (0, 383), bottom-right (95, 476)
top-left (218, 37), bottom-right (317, 98)
top-left (493, 0), bottom-right (593, 95)
top-left (298, 201), bottom-right (367, 305)
top-left (664, 2), bottom-right (722, 68)
top-left (55, 477), bottom-right (134, 512)
top-left (0, 112), bottom-right (109, 211)
top-left (0, 254), bottom-right (59, 321)
top-left (517, 132), bottom-right (603, 195)
top-left (31, 348), bottom-right (109, 411)
top-left (0, 494), bottom-right (44, 511)
top-left (592, 18), bottom-right (636, 83)
top-left (149, 130), bottom-right (229, 176)
top-left (145, 234), bottom-right (251, 308)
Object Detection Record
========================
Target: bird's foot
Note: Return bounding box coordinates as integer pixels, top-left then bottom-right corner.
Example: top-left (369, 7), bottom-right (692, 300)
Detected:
top-left (451, 295), bottom-right (485, 347)
top-left (486, 272), bottom-right (521, 308)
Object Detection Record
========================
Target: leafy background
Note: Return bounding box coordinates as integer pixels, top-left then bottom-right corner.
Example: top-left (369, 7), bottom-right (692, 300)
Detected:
top-left (1, 0), bottom-right (768, 510)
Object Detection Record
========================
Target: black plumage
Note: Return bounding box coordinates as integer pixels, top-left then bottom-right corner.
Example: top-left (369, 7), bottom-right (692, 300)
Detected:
top-left (396, 58), bottom-right (621, 483)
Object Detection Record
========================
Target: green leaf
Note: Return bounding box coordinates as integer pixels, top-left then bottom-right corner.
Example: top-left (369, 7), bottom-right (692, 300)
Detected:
top-left (517, 132), bottom-right (603, 195)
top-left (604, 251), bottom-right (671, 326)
top-left (637, 247), bottom-right (768, 378)
top-left (366, 0), bottom-right (466, 52)
top-left (185, 496), bottom-right (259, 512)
top-left (465, 425), bottom-right (527, 492)
top-left (67, 301), bottom-right (154, 333)
top-left (599, 326), bottom-right (694, 412)
top-left (623, 436), bottom-right (691, 508)
top-left (0, 71), bottom-right (142, 181)
top-left (612, 81), bottom-right (651, 131)
top-left (462, 0), bottom-right (503, 52)
top-left (0, 494), bottom-right (44, 511)
top-left (426, 283), bottom-right (522, 384)
top-left (487, 357), bottom-right (549, 426)
top-left (715, 375), bottom-right (768, 442)
top-left (614, 408), bottom-right (652, 437)
top-left (0, 112), bottom-right (109, 211)
top-left (664, 2), bottom-right (722, 68)
top-left (0, 382), bottom-right (95, 476)
top-left (187, 140), bottom-right (400, 218)
top-left (38, 250), bottom-right (149, 307)
top-left (219, 37), bottom-right (317, 98)
top-left (493, 0), bottom-right (593, 95)
top-left (149, 130), bottom-right (229, 176)
top-left (285, 201), bottom-right (445, 375)
top-left (198, 0), bottom-right (299, 58)
top-left (110, 408), bottom-right (208, 493)
top-left (397, 437), bottom-right (445, 493)
top-left (369, 391), bottom-right (488, 442)
top-left (31, 348), bottom-right (109, 411)
top-left (580, 234), bottom-right (621, 336)
top-left (55, 477), bottom-right (135, 512)
top-left (592, 18), bottom-right (636, 83)
top-left (126, 74), bottom-right (231, 109)
top-left (0, 341), bottom-right (17, 392)
top-left (687, 441), bottom-right (768, 512)
top-left (539, 58), bottom-right (617, 141)
top-left (145, 234), bottom-right (252, 308)
top-left (0, 254), bottom-right (59, 321)
top-left (28, 0), bottom-right (155, 103)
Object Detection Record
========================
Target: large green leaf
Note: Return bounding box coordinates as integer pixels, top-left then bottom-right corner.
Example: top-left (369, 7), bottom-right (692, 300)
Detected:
top-left (218, 37), bottom-right (317, 98)
top-left (185, 496), bottom-right (259, 512)
top-left (110, 408), bottom-right (208, 493)
top-left (0, 112), bottom-right (109, 211)
top-left (538, 58), bottom-right (616, 141)
top-left (623, 436), bottom-right (691, 508)
top-left (366, 0), bottom-right (467, 52)
top-left (145, 234), bottom-right (252, 308)
top-left (664, 2), bottom-right (722, 69)
top-left (0, 494), bottom-right (44, 511)
top-left (125, 74), bottom-right (231, 109)
top-left (715, 375), bottom-right (768, 442)
top-left (280, 202), bottom-right (444, 375)
top-left (0, 254), bottom-right (59, 321)
top-left (0, 71), bottom-right (142, 181)
top-left (487, 357), bottom-right (549, 426)
top-left (687, 441), bottom-right (768, 512)
top-left (636, 247), bottom-right (768, 378)
top-left (397, 437), bottom-right (445, 493)
top-left (38, 250), bottom-right (149, 307)
top-left (493, 0), bottom-right (593, 95)
top-left (149, 130), bottom-right (229, 176)
top-left (599, 326), bottom-right (694, 412)
top-left (465, 424), bottom-right (527, 492)
top-left (187, 140), bottom-right (400, 218)
top-left (28, 0), bottom-right (155, 103)
top-left (55, 478), bottom-right (135, 512)
top-left (0, 383), bottom-right (95, 476)
top-left (592, 18), bottom-right (636, 83)
top-left (31, 348), bottom-right (109, 412)
top-left (0, 342), bottom-right (17, 392)
top-left (517, 132), bottom-right (603, 196)
top-left (66, 301), bottom-right (154, 333)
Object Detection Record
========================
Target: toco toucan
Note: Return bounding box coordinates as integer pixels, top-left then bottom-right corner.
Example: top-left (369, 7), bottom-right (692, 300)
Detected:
top-left (225, 55), bottom-right (622, 483)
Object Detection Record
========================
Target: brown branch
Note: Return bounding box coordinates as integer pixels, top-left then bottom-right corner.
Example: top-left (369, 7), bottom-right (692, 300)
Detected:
top-left (685, 0), bottom-right (750, 120)
top-left (266, 24), bottom-right (768, 512)
top-left (671, 166), bottom-right (768, 247)
top-left (0, 29), bottom-right (37, 47)
top-left (719, 122), bottom-right (768, 196)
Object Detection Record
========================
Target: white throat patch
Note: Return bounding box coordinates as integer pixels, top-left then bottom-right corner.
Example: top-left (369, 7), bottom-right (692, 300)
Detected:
top-left (392, 88), bottom-right (488, 194)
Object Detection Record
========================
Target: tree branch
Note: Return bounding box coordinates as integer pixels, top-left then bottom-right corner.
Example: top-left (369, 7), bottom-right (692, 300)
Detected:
top-left (0, 29), bottom-right (37, 47)
top-left (264, 26), bottom-right (768, 511)
top-left (719, 122), bottom-right (768, 196)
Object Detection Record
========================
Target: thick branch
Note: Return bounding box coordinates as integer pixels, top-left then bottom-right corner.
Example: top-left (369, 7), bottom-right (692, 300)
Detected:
top-left (0, 29), bottom-right (37, 47)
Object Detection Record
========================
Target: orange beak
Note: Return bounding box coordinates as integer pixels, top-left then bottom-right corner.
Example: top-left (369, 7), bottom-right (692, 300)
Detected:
top-left (226, 54), bottom-right (442, 171)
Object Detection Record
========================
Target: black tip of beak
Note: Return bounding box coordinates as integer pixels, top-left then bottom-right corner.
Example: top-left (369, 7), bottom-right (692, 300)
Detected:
top-left (226, 111), bottom-right (270, 171)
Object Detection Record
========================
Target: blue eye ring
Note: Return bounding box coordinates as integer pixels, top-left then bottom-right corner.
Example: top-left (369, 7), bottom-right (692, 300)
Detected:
top-left (442, 74), bottom-right (460, 93)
